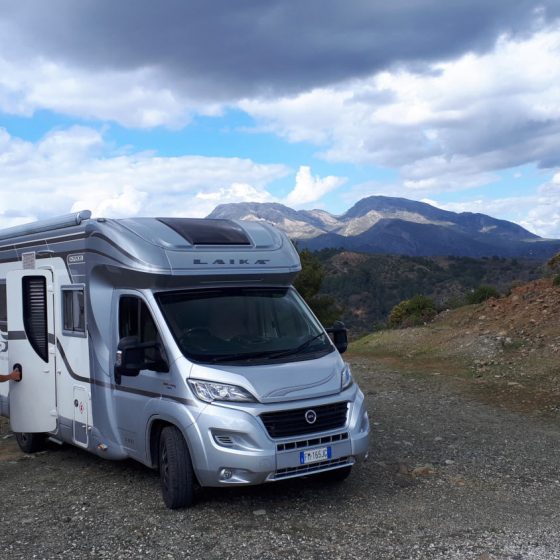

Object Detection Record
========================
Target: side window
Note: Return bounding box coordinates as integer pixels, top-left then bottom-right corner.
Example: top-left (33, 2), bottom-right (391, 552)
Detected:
top-left (119, 296), bottom-right (159, 344)
top-left (62, 286), bottom-right (86, 337)
top-left (119, 296), bottom-right (166, 371)
top-left (0, 280), bottom-right (6, 332)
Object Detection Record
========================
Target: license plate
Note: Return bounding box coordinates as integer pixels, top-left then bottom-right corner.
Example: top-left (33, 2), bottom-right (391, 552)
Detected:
top-left (300, 446), bottom-right (331, 465)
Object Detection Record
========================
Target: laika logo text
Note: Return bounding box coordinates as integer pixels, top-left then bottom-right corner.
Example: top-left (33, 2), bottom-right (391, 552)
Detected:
top-left (193, 259), bottom-right (270, 265)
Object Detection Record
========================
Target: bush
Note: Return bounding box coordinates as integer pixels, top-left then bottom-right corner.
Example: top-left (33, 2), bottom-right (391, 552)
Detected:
top-left (466, 285), bottom-right (499, 305)
top-left (388, 295), bottom-right (437, 329)
top-left (553, 275), bottom-right (560, 287)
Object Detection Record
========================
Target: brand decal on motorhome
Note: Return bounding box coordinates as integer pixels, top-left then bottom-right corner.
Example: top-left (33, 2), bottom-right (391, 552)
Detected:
top-left (67, 253), bottom-right (85, 264)
top-left (193, 258), bottom-right (270, 265)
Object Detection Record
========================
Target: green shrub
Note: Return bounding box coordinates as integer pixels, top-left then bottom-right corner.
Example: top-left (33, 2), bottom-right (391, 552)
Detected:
top-left (553, 275), bottom-right (560, 287)
top-left (388, 295), bottom-right (437, 329)
top-left (466, 285), bottom-right (499, 305)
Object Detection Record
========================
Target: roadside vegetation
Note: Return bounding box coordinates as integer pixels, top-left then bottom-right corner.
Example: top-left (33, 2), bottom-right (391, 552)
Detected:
top-left (310, 250), bottom-right (546, 334)
top-left (387, 295), bottom-right (437, 329)
top-left (347, 250), bottom-right (560, 417)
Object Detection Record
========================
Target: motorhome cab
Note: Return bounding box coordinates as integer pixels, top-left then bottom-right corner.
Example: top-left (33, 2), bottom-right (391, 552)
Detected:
top-left (0, 211), bottom-right (370, 508)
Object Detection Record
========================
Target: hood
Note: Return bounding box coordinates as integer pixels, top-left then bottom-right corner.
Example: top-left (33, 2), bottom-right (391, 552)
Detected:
top-left (188, 351), bottom-right (344, 403)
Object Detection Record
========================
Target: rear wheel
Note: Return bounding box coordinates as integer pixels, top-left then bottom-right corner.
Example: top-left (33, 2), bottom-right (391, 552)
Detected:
top-left (159, 426), bottom-right (195, 509)
top-left (15, 432), bottom-right (45, 453)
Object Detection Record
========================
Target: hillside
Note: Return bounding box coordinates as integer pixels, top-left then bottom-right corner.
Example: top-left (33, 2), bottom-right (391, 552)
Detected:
top-left (208, 196), bottom-right (560, 258)
top-left (315, 251), bottom-right (545, 333)
top-left (351, 277), bottom-right (560, 416)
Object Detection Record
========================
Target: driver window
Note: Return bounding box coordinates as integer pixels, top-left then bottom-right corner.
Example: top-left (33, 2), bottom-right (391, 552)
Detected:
top-left (119, 295), bottom-right (166, 369)
top-left (119, 296), bottom-right (158, 343)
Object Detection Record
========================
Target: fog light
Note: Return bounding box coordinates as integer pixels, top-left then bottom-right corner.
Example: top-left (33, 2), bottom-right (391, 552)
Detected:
top-left (220, 468), bottom-right (233, 480)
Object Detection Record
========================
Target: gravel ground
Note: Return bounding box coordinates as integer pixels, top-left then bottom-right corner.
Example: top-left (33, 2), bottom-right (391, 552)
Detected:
top-left (1, 357), bottom-right (560, 560)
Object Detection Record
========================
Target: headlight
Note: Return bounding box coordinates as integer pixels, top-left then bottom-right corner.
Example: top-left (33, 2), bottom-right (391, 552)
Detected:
top-left (188, 379), bottom-right (256, 403)
top-left (341, 363), bottom-right (353, 390)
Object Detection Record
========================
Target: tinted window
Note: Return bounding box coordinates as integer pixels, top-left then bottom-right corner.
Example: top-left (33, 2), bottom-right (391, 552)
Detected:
top-left (119, 296), bottom-right (165, 367)
top-left (156, 287), bottom-right (332, 365)
top-left (119, 296), bottom-right (159, 344)
top-left (62, 287), bottom-right (85, 335)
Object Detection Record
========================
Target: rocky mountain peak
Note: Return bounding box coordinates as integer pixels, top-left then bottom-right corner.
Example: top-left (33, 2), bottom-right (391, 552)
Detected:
top-left (206, 196), bottom-right (559, 258)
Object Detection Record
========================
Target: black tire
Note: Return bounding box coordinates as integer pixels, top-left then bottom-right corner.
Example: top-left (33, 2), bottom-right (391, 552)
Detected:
top-left (159, 426), bottom-right (195, 509)
top-left (15, 432), bottom-right (46, 453)
top-left (317, 466), bottom-right (352, 483)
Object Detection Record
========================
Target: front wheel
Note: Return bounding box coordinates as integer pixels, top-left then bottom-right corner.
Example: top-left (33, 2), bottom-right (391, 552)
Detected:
top-left (159, 426), bottom-right (195, 509)
top-left (15, 432), bottom-right (46, 453)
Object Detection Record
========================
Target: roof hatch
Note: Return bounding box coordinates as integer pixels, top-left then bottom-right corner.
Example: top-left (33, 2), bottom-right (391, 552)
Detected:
top-left (157, 218), bottom-right (252, 246)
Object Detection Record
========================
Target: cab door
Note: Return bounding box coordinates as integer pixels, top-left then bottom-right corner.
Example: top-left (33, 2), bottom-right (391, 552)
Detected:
top-left (7, 270), bottom-right (57, 433)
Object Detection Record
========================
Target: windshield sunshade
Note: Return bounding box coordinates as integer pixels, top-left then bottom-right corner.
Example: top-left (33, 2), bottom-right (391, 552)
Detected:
top-left (156, 287), bottom-right (332, 365)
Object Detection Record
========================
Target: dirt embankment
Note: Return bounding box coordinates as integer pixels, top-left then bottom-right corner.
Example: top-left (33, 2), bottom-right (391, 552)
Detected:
top-left (351, 278), bottom-right (560, 416)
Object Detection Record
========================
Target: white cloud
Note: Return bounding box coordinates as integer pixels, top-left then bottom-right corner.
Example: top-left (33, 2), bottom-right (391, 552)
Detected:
top-left (0, 127), bottom-right (290, 225)
top-left (0, 56), bottom-right (223, 128)
top-left (71, 184), bottom-right (148, 218)
top-left (425, 174), bottom-right (560, 238)
top-left (240, 23), bottom-right (560, 195)
top-left (524, 174), bottom-right (560, 238)
top-left (283, 166), bottom-right (346, 207)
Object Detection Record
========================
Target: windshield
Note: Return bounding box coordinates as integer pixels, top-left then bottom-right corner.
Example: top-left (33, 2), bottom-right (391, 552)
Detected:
top-left (156, 287), bottom-right (333, 364)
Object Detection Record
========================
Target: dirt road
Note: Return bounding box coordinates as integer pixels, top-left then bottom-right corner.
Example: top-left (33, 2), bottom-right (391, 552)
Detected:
top-left (1, 357), bottom-right (559, 559)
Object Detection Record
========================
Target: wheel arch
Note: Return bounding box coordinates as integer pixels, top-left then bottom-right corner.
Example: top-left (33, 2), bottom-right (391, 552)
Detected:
top-left (147, 416), bottom-right (198, 479)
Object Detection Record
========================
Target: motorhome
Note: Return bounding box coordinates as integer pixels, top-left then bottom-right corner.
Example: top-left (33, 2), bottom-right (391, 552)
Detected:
top-left (0, 211), bottom-right (370, 508)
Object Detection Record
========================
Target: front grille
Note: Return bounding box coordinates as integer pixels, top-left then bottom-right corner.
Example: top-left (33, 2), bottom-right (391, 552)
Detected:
top-left (273, 457), bottom-right (352, 479)
top-left (260, 402), bottom-right (348, 438)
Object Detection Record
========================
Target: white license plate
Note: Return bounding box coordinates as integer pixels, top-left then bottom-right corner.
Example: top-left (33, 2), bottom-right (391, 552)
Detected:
top-left (300, 447), bottom-right (332, 465)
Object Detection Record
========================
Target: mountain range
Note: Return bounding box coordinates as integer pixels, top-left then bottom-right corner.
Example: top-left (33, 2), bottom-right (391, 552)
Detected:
top-left (207, 196), bottom-right (560, 258)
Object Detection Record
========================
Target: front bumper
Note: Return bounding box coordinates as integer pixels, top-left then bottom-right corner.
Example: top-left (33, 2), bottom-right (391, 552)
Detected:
top-left (186, 386), bottom-right (370, 487)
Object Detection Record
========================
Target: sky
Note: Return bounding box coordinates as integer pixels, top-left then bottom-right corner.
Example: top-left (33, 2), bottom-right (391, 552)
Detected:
top-left (1, 1), bottom-right (560, 237)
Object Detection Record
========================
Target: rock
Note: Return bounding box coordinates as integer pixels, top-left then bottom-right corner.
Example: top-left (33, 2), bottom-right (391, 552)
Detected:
top-left (411, 465), bottom-right (436, 477)
top-left (253, 509), bottom-right (267, 516)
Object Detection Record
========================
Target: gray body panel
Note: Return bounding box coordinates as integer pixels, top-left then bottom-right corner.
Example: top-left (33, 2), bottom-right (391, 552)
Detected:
top-left (0, 213), bottom-right (369, 487)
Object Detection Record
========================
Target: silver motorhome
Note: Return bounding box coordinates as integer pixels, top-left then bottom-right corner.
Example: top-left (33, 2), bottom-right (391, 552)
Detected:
top-left (0, 211), bottom-right (370, 508)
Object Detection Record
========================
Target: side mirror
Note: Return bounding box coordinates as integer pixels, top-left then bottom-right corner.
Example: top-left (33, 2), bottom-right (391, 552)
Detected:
top-left (326, 321), bottom-right (348, 354)
top-left (114, 336), bottom-right (169, 384)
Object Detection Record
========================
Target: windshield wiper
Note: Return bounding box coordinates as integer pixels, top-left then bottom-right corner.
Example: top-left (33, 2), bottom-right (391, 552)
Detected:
top-left (206, 351), bottom-right (276, 364)
top-left (203, 333), bottom-right (328, 363)
top-left (263, 333), bottom-right (327, 360)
